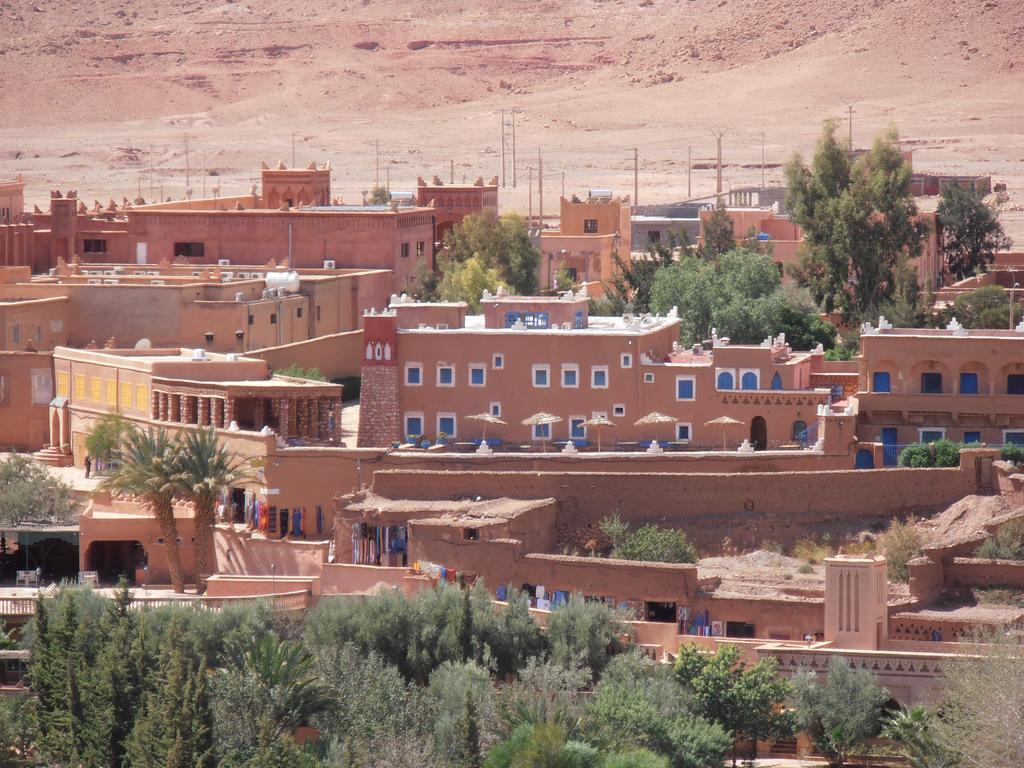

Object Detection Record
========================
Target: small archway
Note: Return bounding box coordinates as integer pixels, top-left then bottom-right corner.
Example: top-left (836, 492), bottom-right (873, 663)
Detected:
top-left (770, 372), bottom-right (782, 390)
top-left (792, 420), bottom-right (808, 446)
top-left (750, 416), bottom-right (767, 451)
top-left (855, 449), bottom-right (875, 469)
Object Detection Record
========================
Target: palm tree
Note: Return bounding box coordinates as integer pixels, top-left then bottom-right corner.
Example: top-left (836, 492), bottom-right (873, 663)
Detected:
top-left (882, 705), bottom-right (955, 768)
top-left (173, 427), bottom-right (252, 593)
top-left (100, 428), bottom-right (186, 592)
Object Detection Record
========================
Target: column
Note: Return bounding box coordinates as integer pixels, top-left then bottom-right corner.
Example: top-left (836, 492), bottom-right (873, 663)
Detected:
top-left (254, 399), bottom-right (267, 430)
top-left (182, 395), bottom-right (196, 424)
top-left (224, 396), bottom-right (236, 427)
top-left (169, 393), bottom-right (181, 423)
top-left (278, 398), bottom-right (291, 439)
top-left (317, 397), bottom-right (329, 440)
top-left (158, 392), bottom-right (169, 421)
top-left (198, 396), bottom-right (211, 426)
top-left (296, 398), bottom-right (308, 437)
top-left (309, 399), bottom-right (320, 439)
top-left (332, 397), bottom-right (343, 443)
top-left (151, 389), bottom-right (160, 421)
top-left (212, 397), bottom-right (224, 428)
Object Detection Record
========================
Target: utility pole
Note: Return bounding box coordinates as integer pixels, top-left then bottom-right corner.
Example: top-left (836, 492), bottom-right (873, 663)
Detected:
top-left (845, 102), bottom-right (855, 149)
top-left (149, 145), bottom-right (154, 200)
top-left (687, 144), bottom-right (692, 198)
top-left (291, 132), bottom-right (296, 168)
top-left (500, 110), bottom-right (506, 188)
top-left (450, 159), bottom-right (454, 184)
top-left (511, 109), bottom-right (518, 188)
top-left (375, 140), bottom-right (380, 187)
top-left (184, 136), bottom-right (190, 196)
top-left (761, 130), bottom-right (765, 189)
top-left (710, 128), bottom-right (726, 198)
top-left (202, 149), bottom-right (206, 198)
top-left (386, 165), bottom-right (390, 194)
top-left (528, 166), bottom-right (533, 227)
top-left (538, 148), bottom-right (543, 231)
top-left (561, 170), bottom-right (565, 198)
top-left (633, 146), bottom-right (639, 205)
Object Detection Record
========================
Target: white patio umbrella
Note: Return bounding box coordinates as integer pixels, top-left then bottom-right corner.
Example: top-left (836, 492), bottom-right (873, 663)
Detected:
top-left (465, 412), bottom-right (506, 444)
top-left (582, 415), bottom-right (616, 452)
top-left (704, 415), bottom-right (745, 450)
top-left (522, 412), bottom-right (562, 452)
top-left (634, 411), bottom-right (676, 451)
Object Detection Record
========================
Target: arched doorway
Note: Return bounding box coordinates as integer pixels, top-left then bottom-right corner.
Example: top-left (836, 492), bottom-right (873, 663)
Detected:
top-left (750, 416), bottom-right (767, 451)
top-left (855, 449), bottom-right (875, 469)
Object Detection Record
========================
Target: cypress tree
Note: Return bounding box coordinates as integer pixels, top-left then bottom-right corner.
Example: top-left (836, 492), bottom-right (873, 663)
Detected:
top-left (454, 688), bottom-right (482, 768)
top-left (458, 588), bottom-right (474, 663)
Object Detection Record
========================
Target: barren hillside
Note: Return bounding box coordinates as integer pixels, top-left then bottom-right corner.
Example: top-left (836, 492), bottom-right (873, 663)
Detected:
top-left (1, 0), bottom-right (1023, 233)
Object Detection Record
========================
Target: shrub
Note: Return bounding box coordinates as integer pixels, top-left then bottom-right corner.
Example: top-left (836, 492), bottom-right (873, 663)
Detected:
top-left (665, 716), bottom-right (733, 768)
top-left (793, 538), bottom-right (831, 565)
top-left (898, 443), bottom-right (934, 468)
top-left (881, 518), bottom-right (923, 583)
top-left (274, 364), bottom-right (326, 381)
top-left (613, 525), bottom-right (698, 565)
top-left (898, 440), bottom-right (963, 468)
top-left (1001, 444), bottom-right (1024, 465)
top-left (547, 595), bottom-right (627, 681)
top-left (974, 519), bottom-right (1024, 561)
top-left (603, 749), bottom-right (670, 768)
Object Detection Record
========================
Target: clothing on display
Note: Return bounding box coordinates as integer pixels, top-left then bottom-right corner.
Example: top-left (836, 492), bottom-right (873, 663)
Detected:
top-left (351, 523), bottom-right (408, 566)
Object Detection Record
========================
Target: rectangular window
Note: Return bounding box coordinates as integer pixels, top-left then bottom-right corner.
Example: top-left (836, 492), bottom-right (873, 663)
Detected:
top-left (297, 307), bottom-right (303, 318)
top-left (89, 377), bottom-right (101, 402)
top-left (1004, 430), bottom-right (1024, 446)
top-left (437, 414), bottom-right (456, 438)
top-left (921, 372), bottom-right (942, 394)
top-left (270, 313), bottom-right (277, 325)
top-left (963, 431), bottom-right (982, 444)
top-left (490, 402), bottom-right (501, 417)
top-left (173, 242), bottom-right (205, 259)
top-left (248, 314), bottom-right (255, 326)
top-left (569, 417), bottom-right (586, 440)
top-left (676, 376), bottom-right (695, 401)
top-left (676, 423), bottom-right (691, 441)
top-left (56, 372), bottom-right (70, 398)
top-left (135, 385), bottom-right (148, 411)
top-left (0, 375), bottom-right (8, 406)
top-left (919, 428), bottom-right (945, 443)
top-left (872, 371), bottom-right (891, 393)
top-left (120, 382), bottom-right (132, 408)
top-left (405, 364), bottom-right (422, 386)
top-left (405, 413), bottom-right (424, 438)
top-left (959, 372), bottom-right (979, 394)
top-left (316, 305), bottom-right (321, 322)
top-left (469, 365), bottom-right (486, 387)
top-left (643, 372), bottom-right (655, 383)
top-left (401, 243), bottom-right (410, 259)
top-left (437, 366), bottom-right (454, 387)
top-left (31, 369), bottom-right (53, 406)
top-left (532, 423), bottom-right (551, 440)
top-left (74, 374), bottom-right (86, 400)
top-left (11, 324), bottom-right (19, 345)
top-left (613, 404), bottom-right (626, 418)
top-left (505, 311), bottom-right (549, 329)
top-left (532, 364), bottom-right (550, 388)
top-left (492, 353), bottom-right (504, 369)
top-left (561, 364), bottom-right (579, 388)
top-left (621, 353), bottom-right (632, 368)
top-left (648, 230), bottom-right (661, 243)
top-left (83, 238), bottom-right (107, 254)
top-left (1008, 375), bottom-right (1024, 395)
top-left (583, 219), bottom-right (599, 234)
top-left (106, 380), bottom-right (117, 407)
top-left (591, 366), bottom-right (608, 389)
top-left (416, 241), bottom-right (425, 258)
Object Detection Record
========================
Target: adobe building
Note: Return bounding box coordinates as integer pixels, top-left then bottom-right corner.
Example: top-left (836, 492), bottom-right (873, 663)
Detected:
top-left (539, 192), bottom-right (632, 290)
top-left (0, 177), bottom-right (24, 225)
top-left (357, 289), bottom-right (838, 449)
top-left (415, 175), bottom-right (499, 246)
top-left (853, 317), bottom-right (1024, 464)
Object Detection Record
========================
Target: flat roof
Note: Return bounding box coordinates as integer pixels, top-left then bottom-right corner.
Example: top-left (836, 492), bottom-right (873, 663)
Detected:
top-left (399, 314), bottom-right (680, 336)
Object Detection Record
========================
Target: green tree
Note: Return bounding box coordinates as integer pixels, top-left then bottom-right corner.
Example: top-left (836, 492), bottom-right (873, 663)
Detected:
top-left (455, 688), bottom-right (483, 768)
top-left (99, 428), bottom-right (186, 592)
top-left (0, 453), bottom-right (78, 528)
top-left (881, 518), bottom-right (923, 583)
top-left (274, 364), bottom-right (327, 381)
top-left (791, 656), bottom-right (888, 767)
top-left (0, 697), bottom-right (32, 768)
top-left (438, 253), bottom-right (505, 312)
top-left (674, 644), bottom-right (793, 764)
top-left (882, 705), bottom-right (954, 768)
top-left (368, 185), bottom-right (390, 205)
top-left (604, 234), bottom-right (683, 315)
top-left (546, 595), bottom-right (626, 681)
top-left (173, 427), bottom-right (252, 592)
top-left (604, 749), bottom-right (669, 768)
top-left (84, 412), bottom-right (133, 469)
top-left (445, 212), bottom-right (540, 295)
top-left (937, 183), bottom-right (1012, 280)
top-left (938, 285), bottom-right (1012, 329)
top-left (612, 525), bottom-right (697, 565)
top-left (786, 122), bottom-right (927, 320)
top-left (701, 200), bottom-right (736, 259)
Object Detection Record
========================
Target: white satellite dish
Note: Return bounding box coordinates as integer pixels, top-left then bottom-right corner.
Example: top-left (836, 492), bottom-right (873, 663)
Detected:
top-left (134, 338), bottom-right (152, 350)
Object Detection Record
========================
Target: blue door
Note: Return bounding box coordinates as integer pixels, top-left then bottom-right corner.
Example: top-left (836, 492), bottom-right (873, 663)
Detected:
top-left (855, 449), bottom-right (875, 469)
top-left (881, 428), bottom-right (899, 467)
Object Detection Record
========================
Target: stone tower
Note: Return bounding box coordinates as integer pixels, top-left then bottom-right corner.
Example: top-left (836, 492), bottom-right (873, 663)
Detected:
top-left (356, 309), bottom-right (400, 447)
top-left (824, 555), bottom-right (888, 650)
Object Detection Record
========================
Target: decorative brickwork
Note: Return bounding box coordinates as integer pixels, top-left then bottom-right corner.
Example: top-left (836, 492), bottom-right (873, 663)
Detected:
top-left (358, 365), bottom-right (400, 447)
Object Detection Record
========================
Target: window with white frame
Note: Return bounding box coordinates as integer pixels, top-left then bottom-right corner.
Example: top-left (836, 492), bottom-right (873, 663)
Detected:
top-left (437, 413), bottom-right (457, 438)
top-left (569, 416), bottom-right (586, 440)
top-left (405, 363), bottom-right (423, 386)
top-left (715, 368), bottom-right (736, 390)
top-left (561, 364), bottom-right (579, 388)
top-left (489, 402), bottom-right (501, 417)
top-left (675, 375), bottom-right (695, 401)
top-left (492, 353), bottom-right (504, 369)
top-left (591, 365), bottom-right (609, 389)
top-left (676, 423), bottom-right (692, 441)
top-left (469, 364), bottom-right (486, 387)
top-left (591, 410), bottom-right (608, 419)
top-left (613, 404), bottom-right (626, 418)
top-left (437, 364), bottom-right (455, 387)
top-left (919, 428), bottom-right (946, 442)
top-left (532, 364), bottom-right (550, 388)
top-left (644, 372), bottom-right (655, 383)
top-left (739, 369), bottom-right (760, 391)
top-left (621, 353), bottom-right (633, 368)
top-left (1004, 430), bottom-right (1024, 446)
top-left (404, 412), bottom-right (424, 438)
top-left (532, 423), bottom-right (551, 440)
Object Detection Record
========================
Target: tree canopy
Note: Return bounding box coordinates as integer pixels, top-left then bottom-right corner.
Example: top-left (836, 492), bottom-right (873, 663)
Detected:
top-left (0, 453), bottom-right (79, 527)
top-left (937, 183), bottom-right (1011, 281)
top-left (443, 212), bottom-right (540, 297)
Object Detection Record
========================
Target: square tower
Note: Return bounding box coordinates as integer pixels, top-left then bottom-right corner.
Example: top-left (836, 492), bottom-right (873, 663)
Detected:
top-left (824, 555), bottom-right (888, 650)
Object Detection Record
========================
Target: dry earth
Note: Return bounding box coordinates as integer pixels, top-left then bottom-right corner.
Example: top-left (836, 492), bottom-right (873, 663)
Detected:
top-left (1, 0), bottom-right (1023, 236)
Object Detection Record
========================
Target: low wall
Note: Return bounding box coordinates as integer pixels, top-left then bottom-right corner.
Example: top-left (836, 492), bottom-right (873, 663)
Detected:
top-left (944, 557), bottom-right (1024, 589)
top-left (205, 574), bottom-right (320, 598)
top-left (252, 329), bottom-right (363, 381)
top-left (214, 526), bottom-right (328, 578)
top-left (320, 563), bottom-right (430, 596)
top-left (369, 466), bottom-right (978, 551)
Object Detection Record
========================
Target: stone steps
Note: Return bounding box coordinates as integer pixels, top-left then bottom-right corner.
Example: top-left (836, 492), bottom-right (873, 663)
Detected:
top-left (33, 446), bottom-right (74, 468)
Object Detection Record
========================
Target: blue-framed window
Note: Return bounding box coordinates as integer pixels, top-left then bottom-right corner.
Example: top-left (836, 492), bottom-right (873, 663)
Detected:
top-left (872, 372), bottom-right (891, 393)
top-left (405, 415), bottom-right (423, 436)
top-left (438, 366), bottom-right (454, 386)
top-left (676, 423), bottom-right (691, 440)
top-left (676, 377), bottom-right (695, 401)
top-left (533, 423), bottom-right (551, 439)
top-left (963, 431), bottom-right (982, 444)
top-left (562, 366), bottom-right (578, 387)
top-left (469, 365), bottom-right (486, 386)
top-left (570, 418), bottom-right (586, 439)
top-left (574, 311), bottom-right (585, 329)
top-left (740, 371), bottom-right (759, 390)
top-left (1006, 431), bottom-right (1024, 445)
top-left (438, 415), bottom-right (456, 436)
top-left (771, 372), bottom-right (782, 390)
top-left (716, 371), bottom-right (734, 390)
top-left (591, 367), bottom-right (608, 388)
top-left (921, 372), bottom-right (942, 394)
top-left (533, 365), bottom-right (549, 387)
top-left (959, 372), bottom-right (979, 394)
top-left (505, 311), bottom-right (549, 329)
top-left (1009, 375), bottom-right (1024, 395)
top-left (921, 429), bottom-right (945, 443)
top-left (405, 365), bottom-right (421, 385)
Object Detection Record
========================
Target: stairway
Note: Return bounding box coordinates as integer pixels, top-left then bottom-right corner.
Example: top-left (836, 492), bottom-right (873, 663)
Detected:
top-left (33, 446), bottom-right (74, 468)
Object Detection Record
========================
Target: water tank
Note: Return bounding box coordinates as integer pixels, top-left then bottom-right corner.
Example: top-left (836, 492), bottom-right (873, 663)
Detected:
top-left (265, 271), bottom-right (300, 293)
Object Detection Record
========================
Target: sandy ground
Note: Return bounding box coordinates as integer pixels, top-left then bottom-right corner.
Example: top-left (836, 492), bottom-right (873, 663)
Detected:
top-left (0, 0), bottom-right (1022, 238)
